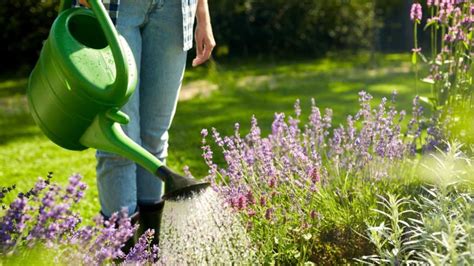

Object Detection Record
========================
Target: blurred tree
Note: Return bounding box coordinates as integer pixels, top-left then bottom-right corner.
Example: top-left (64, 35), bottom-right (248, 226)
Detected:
top-left (0, 0), bottom-right (57, 73)
top-left (0, 0), bottom-right (411, 72)
top-left (210, 0), bottom-right (405, 58)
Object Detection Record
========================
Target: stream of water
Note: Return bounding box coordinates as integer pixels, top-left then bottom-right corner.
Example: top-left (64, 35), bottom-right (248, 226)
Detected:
top-left (158, 189), bottom-right (256, 264)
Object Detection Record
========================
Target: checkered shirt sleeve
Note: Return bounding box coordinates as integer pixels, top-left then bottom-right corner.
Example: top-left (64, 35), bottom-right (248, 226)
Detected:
top-left (70, 0), bottom-right (196, 51)
top-left (182, 0), bottom-right (197, 51)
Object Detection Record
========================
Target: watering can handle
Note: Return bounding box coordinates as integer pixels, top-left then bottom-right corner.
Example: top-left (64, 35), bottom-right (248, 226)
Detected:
top-left (58, 0), bottom-right (73, 13)
top-left (58, 0), bottom-right (130, 102)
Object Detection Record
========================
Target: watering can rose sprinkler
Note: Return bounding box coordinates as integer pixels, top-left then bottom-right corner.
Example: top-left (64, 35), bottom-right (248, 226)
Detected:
top-left (27, 0), bottom-right (209, 200)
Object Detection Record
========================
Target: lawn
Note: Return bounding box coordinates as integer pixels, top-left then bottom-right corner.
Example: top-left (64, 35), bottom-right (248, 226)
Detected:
top-left (0, 53), bottom-right (429, 220)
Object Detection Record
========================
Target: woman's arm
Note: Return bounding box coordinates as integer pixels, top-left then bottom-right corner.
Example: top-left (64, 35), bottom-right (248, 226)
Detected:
top-left (192, 0), bottom-right (216, 67)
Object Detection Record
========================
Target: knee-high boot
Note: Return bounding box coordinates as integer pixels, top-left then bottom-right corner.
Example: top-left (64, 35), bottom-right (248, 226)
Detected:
top-left (137, 201), bottom-right (165, 246)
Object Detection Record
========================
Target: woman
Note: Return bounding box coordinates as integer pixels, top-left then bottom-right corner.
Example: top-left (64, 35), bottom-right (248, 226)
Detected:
top-left (77, 0), bottom-right (215, 244)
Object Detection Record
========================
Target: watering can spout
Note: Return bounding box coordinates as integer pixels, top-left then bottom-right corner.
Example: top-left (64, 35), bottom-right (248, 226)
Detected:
top-left (79, 109), bottom-right (209, 200)
top-left (157, 166), bottom-right (211, 200)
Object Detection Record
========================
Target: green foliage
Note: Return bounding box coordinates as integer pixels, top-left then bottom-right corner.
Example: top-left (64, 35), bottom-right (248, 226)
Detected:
top-left (0, 0), bottom-right (408, 70)
top-left (358, 194), bottom-right (419, 264)
top-left (0, 0), bottom-right (58, 72)
top-left (211, 0), bottom-right (402, 57)
top-left (242, 172), bottom-right (405, 264)
top-left (360, 143), bottom-right (474, 265)
top-left (361, 187), bottom-right (474, 265)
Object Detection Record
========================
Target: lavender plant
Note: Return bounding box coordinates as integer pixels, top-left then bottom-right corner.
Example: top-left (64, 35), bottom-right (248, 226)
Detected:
top-left (412, 0), bottom-right (474, 141)
top-left (202, 92), bottom-right (440, 264)
top-left (0, 174), bottom-right (159, 265)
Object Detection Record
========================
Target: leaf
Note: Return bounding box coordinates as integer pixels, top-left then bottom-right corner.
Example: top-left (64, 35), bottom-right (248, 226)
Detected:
top-left (373, 209), bottom-right (392, 219)
top-left (435, 59), bottom-right (453, 65)
top-left (419, 96), bottom-right (430, 104)
top-left (419, 96), bottom-right (437, 107)
top-left (423, 19), bottom-right (438, 30)
top-left (290, 227), bottom-right (301, 233)
top-left (302, 233), bottom-right (312, 241)
top-left (463, 41), bottom-right (469, 50)
top-left (293, 251), bottom-right (301, 259)
top-left (421, 77), bottom-right (435, 84)
top-left (419, 53), bottom-right (428, 63)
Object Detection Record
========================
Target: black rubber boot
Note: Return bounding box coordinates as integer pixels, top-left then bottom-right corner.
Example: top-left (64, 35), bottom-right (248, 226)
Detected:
top-left (137, 200), bottom-right (165, 246)
top-left (122, 211), bottom-right (140, 254)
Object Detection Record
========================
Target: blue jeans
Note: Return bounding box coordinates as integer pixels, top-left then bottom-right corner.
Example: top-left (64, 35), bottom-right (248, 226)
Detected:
top-left (96, 0), bottom-right (187, 217)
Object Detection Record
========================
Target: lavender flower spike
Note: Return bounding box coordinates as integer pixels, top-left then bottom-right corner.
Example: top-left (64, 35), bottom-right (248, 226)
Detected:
top-left (410, 3), bottom-right (422, 21)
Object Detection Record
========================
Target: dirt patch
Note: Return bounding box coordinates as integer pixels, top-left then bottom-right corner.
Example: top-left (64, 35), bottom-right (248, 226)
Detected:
top-left (0, 95), bottom-right (28, 115)
top-left (179, 80), bottom-right (218, 101)
top-left (236, 75), bottom-right (278, 90)
top-left (366, 62), bottom-right (412, 77)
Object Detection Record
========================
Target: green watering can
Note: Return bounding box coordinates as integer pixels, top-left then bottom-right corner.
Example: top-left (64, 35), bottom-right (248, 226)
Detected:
top-left (27, 0), bottom-right (208, 200)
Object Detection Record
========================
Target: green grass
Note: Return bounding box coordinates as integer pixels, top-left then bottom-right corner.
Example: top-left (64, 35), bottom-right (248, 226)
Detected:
top-left (0, 53), bottom-right (429, 220)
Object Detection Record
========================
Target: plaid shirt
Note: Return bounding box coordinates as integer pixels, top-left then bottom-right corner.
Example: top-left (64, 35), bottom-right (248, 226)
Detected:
top-left (71, 0), bottom-right (197, 51)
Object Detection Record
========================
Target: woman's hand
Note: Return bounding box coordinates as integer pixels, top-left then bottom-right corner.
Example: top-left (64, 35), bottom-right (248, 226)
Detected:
top-left (79, 0), bottom-right (90, 8)
top-left (192, 0), bottom-right (216, 67)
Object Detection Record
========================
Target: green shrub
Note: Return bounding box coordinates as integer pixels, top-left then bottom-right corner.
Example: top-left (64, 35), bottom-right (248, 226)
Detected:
top-left (0, 0), bottom-right (57, 73)
top-left (211, 0), bottom-right (403, 57)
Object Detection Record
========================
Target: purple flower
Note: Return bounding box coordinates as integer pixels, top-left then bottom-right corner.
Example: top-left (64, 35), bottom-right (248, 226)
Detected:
top-left (268, 177), bottom-right (277, 188)
top-left (246, 191), bottom-right (256, 205)
top-left (248, 115), bottom-right (261, 143)
top-left (439, 0), bottom-right (454, 22)
top-left (308, 167), bottom-right (321, 183)
top-left (210, 128), bottom-right (224, 148)
top-left (237, 194), bottom-right (247, 210)
top-left (32, 178), bottom-right (47, 195)
top-left (0, 196), bottom-right (29, 249)
top-left (200, 128), bottom-right (208, 138)
top-left (201, 143), bottom-right (214, 166)
top-left (247, 209), bottom-right (256, 217)
top-left (125, 229), bottom-right (159, 263)
top-left (265, 208), bottom-right (274, 220)
top-left (294, 99), bottom-right (301, 118)
top-left (260, 196), bottom-right (267, 206)
top-left (410, 3), bottom-right (422, 21)
top-left (427, 0), bottom-right (441, 7)
top-left (0, 175), bottom-right (164, 264)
